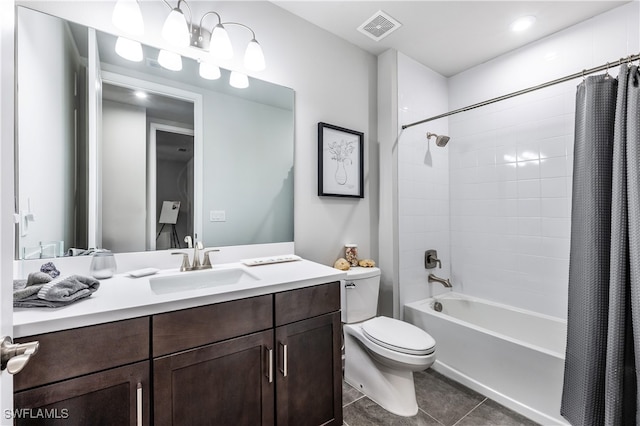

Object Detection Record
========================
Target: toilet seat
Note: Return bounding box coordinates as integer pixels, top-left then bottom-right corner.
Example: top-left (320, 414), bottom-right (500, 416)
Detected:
top-left (362, 316), bottom-right (435, 356)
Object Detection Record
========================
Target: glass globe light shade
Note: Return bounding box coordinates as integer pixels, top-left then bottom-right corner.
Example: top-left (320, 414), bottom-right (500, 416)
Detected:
top-left (229, 71), bottom-right (249, 89)
top-left (115, 37), bottom-right (143, 62)
top-left (244, 39), bottom-right (265, 72)
top-left (112, 0), bottom-right (144, 36)
top-left (209, 24), bottom-right (233, 61)
top-left (157, 49), bottom-right (183, 71)
top-left (162, 8), bottom-right (190, 47)
top-left (199, 62), bottom-right (221, 80)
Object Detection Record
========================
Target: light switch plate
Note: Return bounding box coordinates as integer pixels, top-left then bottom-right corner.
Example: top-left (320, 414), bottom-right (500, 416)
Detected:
top-left (209, 210), bottom-right (226, 222)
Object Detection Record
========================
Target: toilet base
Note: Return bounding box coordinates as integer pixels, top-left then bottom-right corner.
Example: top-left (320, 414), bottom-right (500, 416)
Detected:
top-left (344, 330), bottom-right (420, 417)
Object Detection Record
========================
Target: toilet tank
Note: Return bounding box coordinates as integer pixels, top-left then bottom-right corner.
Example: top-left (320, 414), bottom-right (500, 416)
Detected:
top-left (341, 267), bottom-right (381, 323)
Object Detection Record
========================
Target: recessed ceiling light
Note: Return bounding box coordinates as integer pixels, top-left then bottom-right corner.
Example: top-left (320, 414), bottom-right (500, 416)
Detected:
top-left (134, 91), bottom-right (147, 99)
top-left (510, 15), bottom-right (536, 32)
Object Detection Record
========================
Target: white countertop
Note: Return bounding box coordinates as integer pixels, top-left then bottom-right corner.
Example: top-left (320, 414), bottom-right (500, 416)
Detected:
top-left (14, 259), bottom-right (346, 337)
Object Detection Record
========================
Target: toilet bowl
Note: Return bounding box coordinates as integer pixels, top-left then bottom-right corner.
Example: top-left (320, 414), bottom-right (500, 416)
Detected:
top-left (341, 267), bottom-right (436, 416)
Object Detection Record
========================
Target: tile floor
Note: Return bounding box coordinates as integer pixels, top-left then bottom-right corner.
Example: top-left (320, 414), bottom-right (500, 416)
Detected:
top-left (342, 370), bottom-right (541, 426)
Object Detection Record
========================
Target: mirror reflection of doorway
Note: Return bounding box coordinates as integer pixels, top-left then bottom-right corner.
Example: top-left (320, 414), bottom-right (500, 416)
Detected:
top-left (101, 81), bottom-right (196, 252)
top-left (153, 127), bottom-right (194, 250)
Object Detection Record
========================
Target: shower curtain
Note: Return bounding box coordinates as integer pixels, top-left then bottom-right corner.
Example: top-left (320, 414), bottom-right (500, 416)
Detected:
top-left (562, 64), bottom-right (640, 425)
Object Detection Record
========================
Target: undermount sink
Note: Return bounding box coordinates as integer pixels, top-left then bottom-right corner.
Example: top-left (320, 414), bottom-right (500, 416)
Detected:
top-left (149, 267), bottom-right (259, 295)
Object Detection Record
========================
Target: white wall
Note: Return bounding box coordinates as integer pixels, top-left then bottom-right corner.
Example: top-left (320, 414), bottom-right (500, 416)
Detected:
top-left (21, 1), bottom-right (379, 268)
top-left (447, 2), bottom-right (640, 318)
top-left (397, 53), bottom-right (450, 314)
top-left (17, 7), bottom-right (79, 256)
top-left (102, 100), bottom-right (147, 252)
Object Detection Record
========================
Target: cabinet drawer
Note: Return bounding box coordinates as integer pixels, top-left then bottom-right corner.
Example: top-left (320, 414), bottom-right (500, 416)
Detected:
top-left (14, 317), bottom-right (149, 392)
top-left (152, 294), bottom-right (273, 357)
top-left (275, 282), bottom-right (340, 326)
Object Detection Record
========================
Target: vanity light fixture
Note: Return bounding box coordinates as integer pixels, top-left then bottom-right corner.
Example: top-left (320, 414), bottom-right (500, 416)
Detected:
top-left (229, 71), bottom-right (249, 89)
top-left (112, 0), bottom-right (264, 88)
top-left (199, 61), bottom-right (222, 80)
top-left (112, 0), bottom-right (144, 36)
top-left (162, 4), bottom-right (191, 47)
top-left (157, 49), bottom-right (183, 71)
top-left (114, 37), bottom-right (143, 62)
top-left (510, 15), bottom-right (536, 32)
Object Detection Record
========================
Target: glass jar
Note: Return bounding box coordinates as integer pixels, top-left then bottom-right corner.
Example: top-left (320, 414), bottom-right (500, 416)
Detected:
top-left (90, 250), bottom-right (117, 279)
top-left (345, 244), bottom-right (358, 267)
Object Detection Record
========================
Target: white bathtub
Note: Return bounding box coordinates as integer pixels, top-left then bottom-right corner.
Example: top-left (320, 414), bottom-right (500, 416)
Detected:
top-left (404, 293), bottom-right (568, 425)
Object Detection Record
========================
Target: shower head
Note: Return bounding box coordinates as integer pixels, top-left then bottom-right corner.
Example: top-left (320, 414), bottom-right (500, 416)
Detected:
top-left (426, 132), bottom-right (450, 147)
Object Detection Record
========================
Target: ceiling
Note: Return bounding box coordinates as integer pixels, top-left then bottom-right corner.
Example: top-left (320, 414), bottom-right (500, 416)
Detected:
top-left (272, 1), bottom-right (630, 77)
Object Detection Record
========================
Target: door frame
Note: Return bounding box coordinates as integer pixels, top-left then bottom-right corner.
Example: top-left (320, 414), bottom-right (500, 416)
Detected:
top-left (100, 71), bottom-right (203, 252)
top-left (0, 0), bottom-right (16, 415)
top-left (148, 123), bottom-right (195, 251)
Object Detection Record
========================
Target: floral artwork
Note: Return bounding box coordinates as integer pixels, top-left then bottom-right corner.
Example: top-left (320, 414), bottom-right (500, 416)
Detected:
top-left (328, 138), bottom-right (356, 185)
top-left (318, 123), bottom-right (364, 198)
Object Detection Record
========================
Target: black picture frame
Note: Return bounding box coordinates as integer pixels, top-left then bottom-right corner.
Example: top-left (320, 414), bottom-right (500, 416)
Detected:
top-left (317, 122), bottom-right (364, 198)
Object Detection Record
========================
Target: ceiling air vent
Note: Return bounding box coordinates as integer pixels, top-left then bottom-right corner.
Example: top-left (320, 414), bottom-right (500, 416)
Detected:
top-left (357, 10), bottom-right (402, 42)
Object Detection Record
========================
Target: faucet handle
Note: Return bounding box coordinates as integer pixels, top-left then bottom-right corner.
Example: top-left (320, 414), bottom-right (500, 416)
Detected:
top-left (425, 250), bottom-right (442, 269)
top-left (172, 252), bottom-right (191, 272)
top-left (196, 241), bottom-right (204, 250)
top-left (184, 236), bottom-right (193, 249)
top-left (202, 249), bottom-right (220, 269)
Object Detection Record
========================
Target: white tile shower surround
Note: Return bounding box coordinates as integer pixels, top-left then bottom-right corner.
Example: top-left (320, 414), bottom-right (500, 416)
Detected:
top-left (448, 86), bottom-right (574, 319)
top-left (397, 1), bottom-right (639, 320)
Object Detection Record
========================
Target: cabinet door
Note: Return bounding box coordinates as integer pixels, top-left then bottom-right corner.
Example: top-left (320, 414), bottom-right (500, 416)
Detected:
top-left (275, 312), bottom-right (342, 426)
top-left (14, 360), bottom-right (150, 426)
top-left (154, 330), bottom-right (275, 426)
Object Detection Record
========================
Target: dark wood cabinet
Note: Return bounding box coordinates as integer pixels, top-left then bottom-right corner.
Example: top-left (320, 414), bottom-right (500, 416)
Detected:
top-left (14, 281), bottom-right (342, 425)
top-left (13, 317), bottom-right (151, 425)
top-left (154, 330), bottom-right (275, 426)
top-left (14, 360), bottom-right (150, 426)
top-left (275, 312), bottom-right (342, 426)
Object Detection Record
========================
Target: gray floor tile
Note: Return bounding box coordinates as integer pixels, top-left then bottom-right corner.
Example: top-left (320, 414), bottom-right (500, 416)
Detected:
top-left (344, 381), bottom-right (365, 406)
top-left (455, 399), bottom-right (540, 426)
top-left (413, 370), bottom-right (486, 426)
top-left (343, 396), bottom-right (441, 426)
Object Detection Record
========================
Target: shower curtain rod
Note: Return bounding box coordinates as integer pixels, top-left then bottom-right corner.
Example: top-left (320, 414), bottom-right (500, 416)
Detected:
top-left (401, 53), bottom-right (640, 130)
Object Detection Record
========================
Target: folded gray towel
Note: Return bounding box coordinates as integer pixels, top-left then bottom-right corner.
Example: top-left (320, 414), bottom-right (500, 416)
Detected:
top-left (13, 275), bottom-right (100, 308)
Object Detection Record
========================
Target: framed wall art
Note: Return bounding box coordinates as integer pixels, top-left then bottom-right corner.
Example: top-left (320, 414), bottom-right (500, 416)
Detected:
top-left (317, 122), bottom-right (364, 198)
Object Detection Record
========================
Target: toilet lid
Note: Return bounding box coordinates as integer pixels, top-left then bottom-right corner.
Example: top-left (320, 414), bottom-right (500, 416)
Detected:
top-left (362, 317), bottom-right (435, 356)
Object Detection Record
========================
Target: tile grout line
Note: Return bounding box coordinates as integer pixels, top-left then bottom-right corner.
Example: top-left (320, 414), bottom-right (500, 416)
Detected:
top-left (418, 407), bottom-right (446, 426)
top-left (452, 397), bottom-right (488, 426)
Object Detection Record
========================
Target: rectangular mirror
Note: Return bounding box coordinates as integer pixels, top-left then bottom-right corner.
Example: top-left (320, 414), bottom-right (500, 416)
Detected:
top-left (15, 6), bottom-right (294, 259)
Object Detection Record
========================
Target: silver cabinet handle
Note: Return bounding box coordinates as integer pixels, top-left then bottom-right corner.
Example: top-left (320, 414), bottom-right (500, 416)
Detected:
top-left (0, 336), bottom-right (39, 375)
top-left (279, 342), bottom-right (288, 377)
top-left (265, 347), bottom-right (273, 383)
top-left (136, 383), bottom-right (142, 426)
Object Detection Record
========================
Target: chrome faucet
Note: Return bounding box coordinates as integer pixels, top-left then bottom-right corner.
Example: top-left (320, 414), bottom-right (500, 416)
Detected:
top-left (192, 241), bottom-right (203, 269)
top-left (172, 243), bottom-right (220, 271)
top-left (428, 274), bottom-right (452, 288)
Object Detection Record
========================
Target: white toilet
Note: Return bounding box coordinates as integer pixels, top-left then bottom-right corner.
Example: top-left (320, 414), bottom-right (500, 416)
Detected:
top-left (342, 267), bottom-right (436, 416)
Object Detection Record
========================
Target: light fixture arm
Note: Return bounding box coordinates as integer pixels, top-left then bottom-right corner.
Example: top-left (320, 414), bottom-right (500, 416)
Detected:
top-left (199, 11), bottom-right (223, 31)
top-left (222, 22), bottom-right (257, 40)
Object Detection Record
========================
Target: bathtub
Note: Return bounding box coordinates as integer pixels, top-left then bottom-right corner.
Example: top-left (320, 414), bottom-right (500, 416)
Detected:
top-left (404, 292), bottom-right (568, 425)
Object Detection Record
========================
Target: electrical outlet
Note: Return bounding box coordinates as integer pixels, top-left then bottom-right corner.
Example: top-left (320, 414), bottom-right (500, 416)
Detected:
top-left (210, 210), bottom-right (226, 222)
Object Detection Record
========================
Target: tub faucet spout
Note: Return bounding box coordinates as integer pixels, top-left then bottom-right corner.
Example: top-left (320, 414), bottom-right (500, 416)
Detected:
top-left (428, 274), bottom-right (452, 288)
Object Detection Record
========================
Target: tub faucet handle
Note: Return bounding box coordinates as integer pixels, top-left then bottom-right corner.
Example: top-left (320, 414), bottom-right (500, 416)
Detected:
top-left (425, 250), bottom-right (442, 269)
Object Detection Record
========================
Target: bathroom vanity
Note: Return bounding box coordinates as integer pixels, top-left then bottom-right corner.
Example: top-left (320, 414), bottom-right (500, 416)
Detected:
top-left (12, 257), bottom-right (344, 425)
